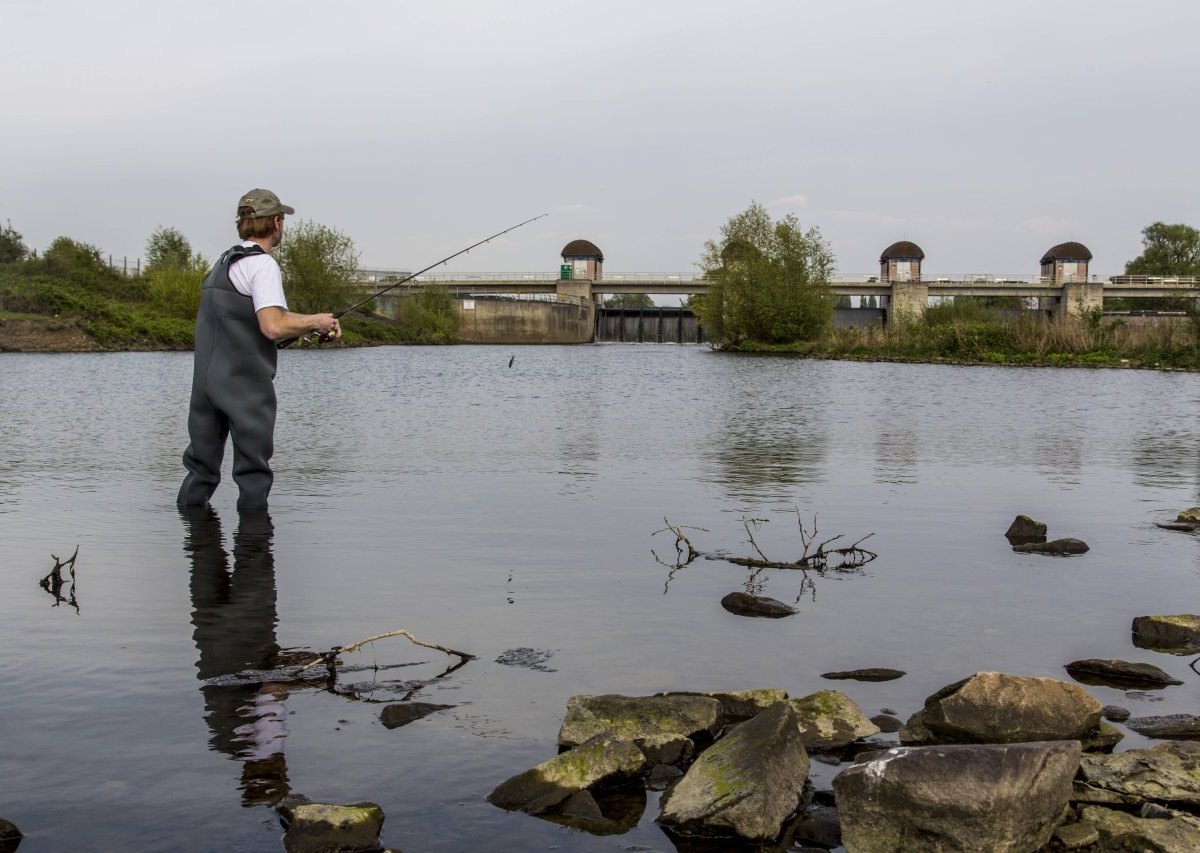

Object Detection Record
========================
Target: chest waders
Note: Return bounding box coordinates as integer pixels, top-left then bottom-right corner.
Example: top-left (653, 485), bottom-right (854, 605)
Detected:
top-left (178, 245), bottom-right (279, 510)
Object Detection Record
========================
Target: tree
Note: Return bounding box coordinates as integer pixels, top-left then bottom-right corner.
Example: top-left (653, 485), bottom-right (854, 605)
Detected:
top-left (603, 293), bottom-right (654, 309)
top-left (145, 226), bottom-right (195, 271)
top-left (834, 294), bottom-right (852, 309)
top-left (1125, 222), bottom-right (1200, 277)
top-left (0, 219), bottom-right (28, 263)
top-left (273, 219), bottom-right (361, 315)
top-left (695, 202), bottom-right (835, 347)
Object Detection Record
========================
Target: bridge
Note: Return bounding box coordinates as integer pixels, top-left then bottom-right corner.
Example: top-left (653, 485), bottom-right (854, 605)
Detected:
top-left (356, 269), bottom-right (1200, 323)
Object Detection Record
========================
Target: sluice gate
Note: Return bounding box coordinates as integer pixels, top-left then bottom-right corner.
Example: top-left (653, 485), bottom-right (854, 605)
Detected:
top-left (595, 306), bottom-right (705, 343)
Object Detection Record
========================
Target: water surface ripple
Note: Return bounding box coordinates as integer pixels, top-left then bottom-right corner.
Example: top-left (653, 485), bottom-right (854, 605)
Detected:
top-left (1, 346), bottom-right (1198, 851)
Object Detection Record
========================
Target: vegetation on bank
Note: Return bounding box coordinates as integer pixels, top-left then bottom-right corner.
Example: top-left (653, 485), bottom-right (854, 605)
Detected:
top-left (0, 221), bottom-right (456, 350)
top-left (741, 300), bottom-right (1200, 370)
top-left (693, 207), bottom-right (1200, 369)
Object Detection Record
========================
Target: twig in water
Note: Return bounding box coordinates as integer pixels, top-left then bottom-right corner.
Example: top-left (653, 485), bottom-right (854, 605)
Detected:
top-left (295, 629), bottom-right (476, 682)
top-left (652, 518), bottom-right (707, 566)
top-left (742, 517), bottom-right (771, 562)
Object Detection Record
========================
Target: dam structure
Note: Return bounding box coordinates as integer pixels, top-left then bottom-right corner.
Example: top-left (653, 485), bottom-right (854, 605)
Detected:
top-left (359, 240), bottom-right (1199, 344)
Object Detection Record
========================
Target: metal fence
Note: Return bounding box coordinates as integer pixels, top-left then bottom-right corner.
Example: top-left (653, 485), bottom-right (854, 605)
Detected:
top-left (106, 256), bottom-right (142, 276)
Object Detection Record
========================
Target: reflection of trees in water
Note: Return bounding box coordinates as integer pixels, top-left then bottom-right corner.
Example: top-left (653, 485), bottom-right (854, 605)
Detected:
top-left (1131, 431), bottom-right (1200, 494)
top-left (182, 507), bottom-right (290, 807)
top-left (873, 428), bottom-right (918, 485)
top-left (703, 409), bottom-right (828, 502)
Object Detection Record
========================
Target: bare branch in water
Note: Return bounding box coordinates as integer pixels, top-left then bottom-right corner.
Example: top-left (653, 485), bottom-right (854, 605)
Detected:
top-left (657, 513), bottom-right (877, 573)
top-left (295, 629), bottom-right (476, 681)
top-left (652, 517), bottom-right (707, 565)
top-left (39, 546), bottom-right (80, 612)
top-left (742, 517), bottom-right (771, 562)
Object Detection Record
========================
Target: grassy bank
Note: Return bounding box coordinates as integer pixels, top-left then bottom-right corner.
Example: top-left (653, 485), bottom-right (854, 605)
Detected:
top-left (730, 302), bottom-right (1200, 370)
top-left (0, 244), bottom-right (448, 351)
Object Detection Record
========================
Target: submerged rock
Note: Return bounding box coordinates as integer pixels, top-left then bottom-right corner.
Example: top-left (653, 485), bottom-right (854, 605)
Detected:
top-left (833, 741), bottom-right (1080, 853)
top-left (1079, 742), bottom-right (1200, 806)
top-left (1125, 714), bottom-right (1200, 740)
top-left (1177, 507), bottom-right (1200, 522)
top-left (277, 800), bottom-right (385, 853)
top-left (543, 786), bottom-right (646, 836)
top-left (658, 702), bottom-right (810, 842)
top-left (720, 592), bottom-right (796, 618)
top-left (820, 668), bottom-right (905, 682)
top-left (487, 733), bottom-right (647, 814)
top-left (558, 694), bottom-right (723, 748)
top-left (379, 702), bottom-right (454, 729)
top-left (1080, 721), bottom-right (1124, 753)
top-left (792, 805), bottom-right (841, 848)
top-left (1064, 658), bottom-right (1183, 689)
top-left (1132, 614), bottom-right (1200, 653)
top-left (871, 714), bottom-right (904, 733)
top-left (906, 672), bottom-right (1101, 744)
top-left (1156, 521), bottom-right (1198, 532)
top-left (0, 819), bottom-right (21, 853)
top-left (1079, 805), bottom-right (1200, 851)
top-left (1005, 515), bottom-right (1048, 545)
top-left (789, 690), bottom-right (880, 751)
top-left (1012, 537), bottom-right (1089, 555)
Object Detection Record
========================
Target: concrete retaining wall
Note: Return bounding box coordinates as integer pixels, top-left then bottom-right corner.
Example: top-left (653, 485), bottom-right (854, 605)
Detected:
top-left (456, 297), bottom-right (594, 344)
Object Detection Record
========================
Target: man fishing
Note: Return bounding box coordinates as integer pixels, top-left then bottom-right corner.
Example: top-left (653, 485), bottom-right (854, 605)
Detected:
top-left (177, 189), bottom-right (341, 510)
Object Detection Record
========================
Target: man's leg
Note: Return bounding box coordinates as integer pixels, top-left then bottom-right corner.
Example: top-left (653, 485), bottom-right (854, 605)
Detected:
top-left (228, 393), bottom-right (276, 511)
top-left (178, 393), bottom-right (229, 506)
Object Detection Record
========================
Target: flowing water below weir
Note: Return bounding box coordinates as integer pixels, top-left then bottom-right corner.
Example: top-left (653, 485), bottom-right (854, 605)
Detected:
top-left (1, 345), bottom-right (1199, 852)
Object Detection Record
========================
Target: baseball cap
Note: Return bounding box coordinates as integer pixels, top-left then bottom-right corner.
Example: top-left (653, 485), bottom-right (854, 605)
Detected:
top-left (236, 189), bottom-right (295, 221)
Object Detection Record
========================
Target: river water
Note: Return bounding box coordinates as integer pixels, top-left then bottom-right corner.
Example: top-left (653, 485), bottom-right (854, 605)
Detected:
top-left (1, 345), bottom-right (1198, 852)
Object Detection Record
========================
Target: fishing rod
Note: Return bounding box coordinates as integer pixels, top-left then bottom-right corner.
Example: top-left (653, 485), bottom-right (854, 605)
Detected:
top-left (278, 212), bottom-right (549, 348)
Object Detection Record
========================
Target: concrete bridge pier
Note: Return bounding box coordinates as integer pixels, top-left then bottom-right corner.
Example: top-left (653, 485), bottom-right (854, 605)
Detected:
top-left (1057, 281), bottom-right (1104, 318)
top-left (889, 281), bottom-right (929, 325)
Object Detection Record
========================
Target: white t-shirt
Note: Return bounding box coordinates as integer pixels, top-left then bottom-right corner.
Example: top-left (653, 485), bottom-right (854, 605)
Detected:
top-left (228, 241), bottom-right (288, 313)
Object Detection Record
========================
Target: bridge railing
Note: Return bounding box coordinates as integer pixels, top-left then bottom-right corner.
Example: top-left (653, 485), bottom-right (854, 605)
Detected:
top-left (355, 270), bottom-right (1198, 288)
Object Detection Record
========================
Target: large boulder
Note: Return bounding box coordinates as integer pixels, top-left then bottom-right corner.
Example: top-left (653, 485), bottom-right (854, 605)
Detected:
top-left (1078, 742), bottom-right (1200, 806)
top-left (832, 741), bottom-right (1080, 853)
top-left (658, 702), bottom-right (810, 842)
top-left (1132, 614), bottom-right (1200, 653)
top-left (277, 801), bottom-right (386, 853)
top-left (558, 694), bottom-right (723, 748)
top-left (908, 672), bottom-right (1101, 744)
top-left (788, 690), bottom-right (880, 751)
top-left (1079, 805), bottom-right (1200, 851)
top-left (488, 733), bottom-right (647, 814)
top-left (1177, 507), bottom-right (1200, 522)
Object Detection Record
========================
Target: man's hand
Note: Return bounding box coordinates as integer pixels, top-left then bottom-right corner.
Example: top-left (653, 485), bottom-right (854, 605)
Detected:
top-left (257, 307), bottom-right (341, 342)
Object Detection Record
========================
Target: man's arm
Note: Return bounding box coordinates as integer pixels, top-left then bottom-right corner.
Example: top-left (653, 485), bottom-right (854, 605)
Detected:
top-left (256, 306), bottom-right (341, 342)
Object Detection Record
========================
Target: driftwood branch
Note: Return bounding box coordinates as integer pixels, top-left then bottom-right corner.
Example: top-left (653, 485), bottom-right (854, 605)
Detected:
top-left (295, 629), bottom-right (476, 681)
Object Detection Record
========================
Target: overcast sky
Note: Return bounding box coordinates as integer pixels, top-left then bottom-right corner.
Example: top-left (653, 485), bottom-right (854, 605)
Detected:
top-left (3, 0), bottom-right (1197, 276)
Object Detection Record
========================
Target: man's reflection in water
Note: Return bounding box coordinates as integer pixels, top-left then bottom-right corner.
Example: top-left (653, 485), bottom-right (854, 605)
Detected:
top-left (181, 506), bottom-right (290, 807)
